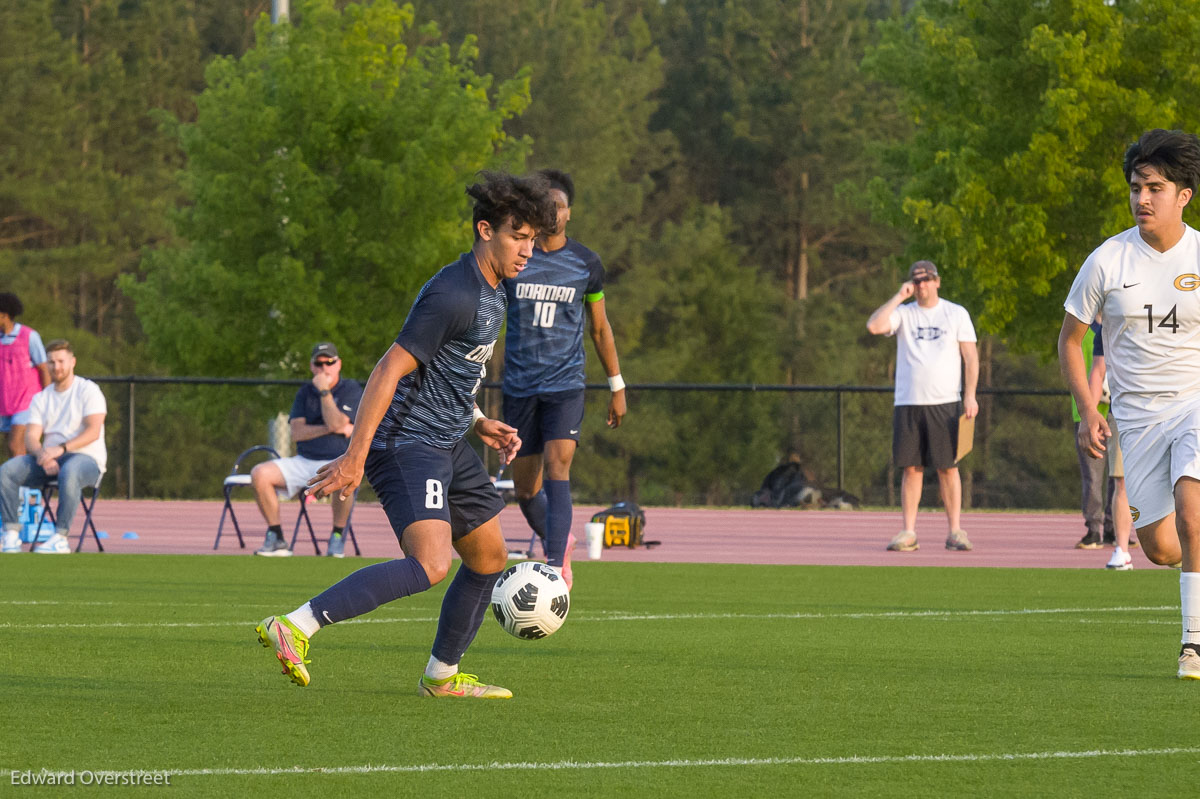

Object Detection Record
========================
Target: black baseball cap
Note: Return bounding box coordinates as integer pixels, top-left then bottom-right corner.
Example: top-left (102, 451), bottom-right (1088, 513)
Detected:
top-left (311, 342), bottom-right (338, 360)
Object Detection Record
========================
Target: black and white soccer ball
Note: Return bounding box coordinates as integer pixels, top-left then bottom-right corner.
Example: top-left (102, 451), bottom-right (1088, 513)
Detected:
top-left (490, 561), bottom-right (570, 639)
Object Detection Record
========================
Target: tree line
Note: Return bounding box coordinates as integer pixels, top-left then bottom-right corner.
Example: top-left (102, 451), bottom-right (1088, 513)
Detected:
top-left (4, 0), bottom-right (1197, 506)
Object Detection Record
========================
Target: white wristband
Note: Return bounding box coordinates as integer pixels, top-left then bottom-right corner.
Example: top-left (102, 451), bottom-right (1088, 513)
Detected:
top-left (607, 374), bottom-right (625, 392)
top-left (471, 407), bottom-right (487, 429)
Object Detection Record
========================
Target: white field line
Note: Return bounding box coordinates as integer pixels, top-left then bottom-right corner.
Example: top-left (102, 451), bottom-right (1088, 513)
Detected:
top-left (5, 746), bottom-right (1200, 779)
top-left (0, 605), bottom-right (1176, 631)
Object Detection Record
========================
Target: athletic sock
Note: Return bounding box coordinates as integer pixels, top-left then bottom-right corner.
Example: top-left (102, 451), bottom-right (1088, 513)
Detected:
top-left (544, 479), bottom-right (572, 567)
top-left (518, 490), bottom-right (548, 541)
top-left (430, 564), bottom-right (503, 667)
top-left (424, 655), bottom-right (458, 681)
top-left (1183, 572), bottom-right (1200, 645)
top-left (331, 526), bottom-right (344, 538)
top-left (308, 558), bottom-right (431, 626)
top-left (268, 524), bottom-right (283, 537)
top-left (286, 602), bottom-right (320, 638)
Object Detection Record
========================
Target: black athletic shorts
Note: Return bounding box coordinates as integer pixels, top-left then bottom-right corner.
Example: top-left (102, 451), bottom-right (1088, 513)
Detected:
top-left (502, 389), bottom-right (586, 457)
top-left (892, 402), bottom-right (961, 470)
top-left (365, 438), bottom-right (504, 541)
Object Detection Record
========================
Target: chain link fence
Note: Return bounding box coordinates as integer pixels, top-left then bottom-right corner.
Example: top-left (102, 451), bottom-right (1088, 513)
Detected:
top-left (90, 377), bottom-right (1081, 510)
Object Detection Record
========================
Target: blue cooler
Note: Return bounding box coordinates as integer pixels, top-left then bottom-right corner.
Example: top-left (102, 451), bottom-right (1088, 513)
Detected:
top-left (17, 487), bottom-right (55, 544)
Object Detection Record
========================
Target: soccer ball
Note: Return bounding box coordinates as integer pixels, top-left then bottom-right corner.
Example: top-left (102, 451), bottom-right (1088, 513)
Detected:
top-left (490, 561), bottom-right (570, 639)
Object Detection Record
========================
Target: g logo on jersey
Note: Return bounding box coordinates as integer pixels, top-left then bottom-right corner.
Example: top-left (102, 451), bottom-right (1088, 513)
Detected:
top-left (1174, 274), bottom-right (1200, 291)
top-left (1129, 505), bottom-right (1140, 523)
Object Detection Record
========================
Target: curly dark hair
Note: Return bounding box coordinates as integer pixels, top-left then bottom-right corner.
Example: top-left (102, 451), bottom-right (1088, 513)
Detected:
top-left (466, 171), bottom-right (557, 240)
top-left (1124, 129), bottom-right (1200, 194)
top-left (0, 293), bottom-right (23, 318)
top-left (537, 168), bottom-right (575, 206)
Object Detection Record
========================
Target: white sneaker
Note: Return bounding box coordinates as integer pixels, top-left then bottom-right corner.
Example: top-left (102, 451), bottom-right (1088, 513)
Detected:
top-left (33, 533), bottom-right (70, 554)
top-left (1, 530), bottom-right (21, 553)
top-left (1105, 547), bottom-right (1133, 571)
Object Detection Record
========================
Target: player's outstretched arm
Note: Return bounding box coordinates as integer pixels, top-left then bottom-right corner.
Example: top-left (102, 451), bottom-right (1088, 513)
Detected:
top-left (1057, 312), bottom-right (1109, 459)
top-left (307, 344), bottom-right (418, 499)
top-left (586, 297), bottom-right (626, 428)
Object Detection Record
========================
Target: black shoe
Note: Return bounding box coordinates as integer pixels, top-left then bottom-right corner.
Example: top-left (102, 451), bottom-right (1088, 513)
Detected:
top-left (1076, 532), bottom-right (1103, 550)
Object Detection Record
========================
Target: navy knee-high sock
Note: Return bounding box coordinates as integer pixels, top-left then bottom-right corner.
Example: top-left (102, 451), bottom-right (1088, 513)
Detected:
top-left (309, 558), bottom-right (431, 627)
top-left (518, 490), bottom-right (548, 541)
top-left (544, 479), bottom-right (572, 567)
top-left (430, 564), bottom-right (503, 666)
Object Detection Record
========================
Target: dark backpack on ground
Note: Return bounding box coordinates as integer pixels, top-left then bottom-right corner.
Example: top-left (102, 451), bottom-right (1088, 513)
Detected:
top-left (751, 462), bottom-right (818, 508)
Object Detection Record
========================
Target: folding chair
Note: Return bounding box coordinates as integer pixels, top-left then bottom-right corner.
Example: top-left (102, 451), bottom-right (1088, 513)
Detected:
top-left (288, 489), bottom-right (362, 556)
top-left (214, 445), bottom-right (279, 550)
top-left (29, 474), bottom-right (104, 553)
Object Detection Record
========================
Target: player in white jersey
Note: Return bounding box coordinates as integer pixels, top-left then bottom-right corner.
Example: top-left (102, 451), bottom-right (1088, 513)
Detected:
top-left (1059, 128), bottom-right (1200, 679)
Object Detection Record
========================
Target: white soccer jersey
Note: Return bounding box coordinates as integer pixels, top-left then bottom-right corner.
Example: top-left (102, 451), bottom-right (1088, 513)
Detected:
top-left (887, 298), bottom-right (977, 406)
top-left (1064, 225), bottom-right (1200, 426)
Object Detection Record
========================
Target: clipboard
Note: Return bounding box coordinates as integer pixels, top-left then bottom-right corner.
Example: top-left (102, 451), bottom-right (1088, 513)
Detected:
top-left (956, 414), bottom-right (975, 462)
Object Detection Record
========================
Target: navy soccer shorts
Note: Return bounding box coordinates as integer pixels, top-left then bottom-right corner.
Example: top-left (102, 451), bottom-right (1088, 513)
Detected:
top-left (365, 438), bottom-right (504, 541)
top-left (502, 389), bottom-right (586, 457)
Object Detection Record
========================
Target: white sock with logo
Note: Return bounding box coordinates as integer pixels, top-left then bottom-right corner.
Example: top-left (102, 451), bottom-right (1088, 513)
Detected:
top-left (1182, 572), bottom-right (1200, 646)
top-left (286, 602), bottom-right (320, 638)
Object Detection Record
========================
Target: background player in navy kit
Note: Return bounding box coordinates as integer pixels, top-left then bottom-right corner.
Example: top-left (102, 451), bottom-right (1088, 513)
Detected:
top-left (502, 169), bottom-right (626, 588)
top-left (256, 172), bottom-right (557, 698)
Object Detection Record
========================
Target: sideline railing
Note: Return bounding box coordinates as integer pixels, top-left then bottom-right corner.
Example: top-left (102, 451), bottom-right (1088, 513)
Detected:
top-left (90, 376), bottom-right (1071, 504)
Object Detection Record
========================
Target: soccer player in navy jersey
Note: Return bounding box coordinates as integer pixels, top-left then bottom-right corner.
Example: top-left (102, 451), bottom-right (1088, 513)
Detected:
top-left (502, 169), bottom-right (626, 588)
top-left (256, 171), bottom-right (557, 698)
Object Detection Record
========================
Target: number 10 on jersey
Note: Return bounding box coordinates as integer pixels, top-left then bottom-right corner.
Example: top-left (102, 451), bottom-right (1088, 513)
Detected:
top-left (532, 301), bottom-right (556, 328)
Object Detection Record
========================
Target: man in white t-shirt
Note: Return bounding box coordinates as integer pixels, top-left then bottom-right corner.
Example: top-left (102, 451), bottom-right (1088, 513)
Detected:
top-left (0, 339), bottom-right (106, 554)
top-left (867, 260), bottom-right (979, 553)
top-left (1059, 128), bottom-right (1200, 680)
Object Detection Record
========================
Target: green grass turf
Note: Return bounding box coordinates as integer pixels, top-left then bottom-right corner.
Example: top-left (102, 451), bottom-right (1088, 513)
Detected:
top-left (0, 555), bottom-right (1194, 797)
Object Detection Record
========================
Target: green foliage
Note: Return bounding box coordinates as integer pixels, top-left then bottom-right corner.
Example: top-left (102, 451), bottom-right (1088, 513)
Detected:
top-left (125, 0), bottom-right (532, 378)
top-left (419, 0), bottom-right (674, 269)
top-left (863, 0), bottom-right (1200, 352)
top-left (574, 206), bottom-right (786, 504)
top-left (650, 0), bottom-right (902, 305)
top-left (3, 0), bottom-right (1131, 506)
top-left (0, 0), bottom-right (208, 372)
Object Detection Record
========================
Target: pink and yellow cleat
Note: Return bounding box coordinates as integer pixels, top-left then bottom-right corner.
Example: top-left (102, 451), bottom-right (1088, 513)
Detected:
top-left (256, 615), bottom-right (311, 687)
top-left (418, 672), bottom-right (512, 699)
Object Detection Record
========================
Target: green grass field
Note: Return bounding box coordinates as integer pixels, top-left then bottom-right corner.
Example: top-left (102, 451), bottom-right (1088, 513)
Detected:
top-left (1, 555), bottom-right (1196, 797)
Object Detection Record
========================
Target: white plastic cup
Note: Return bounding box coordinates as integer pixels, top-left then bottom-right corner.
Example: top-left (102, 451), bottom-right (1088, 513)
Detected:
top-left (585, 522), bottom-right (604, 560)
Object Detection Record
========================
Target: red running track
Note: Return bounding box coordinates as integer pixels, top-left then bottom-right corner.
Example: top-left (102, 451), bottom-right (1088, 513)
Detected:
top-left (41, 499), bottom-right (1154, 570)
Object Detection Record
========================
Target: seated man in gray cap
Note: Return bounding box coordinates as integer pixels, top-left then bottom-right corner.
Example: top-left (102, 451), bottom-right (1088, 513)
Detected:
top-left (253, 342), bottom-right (363, 557)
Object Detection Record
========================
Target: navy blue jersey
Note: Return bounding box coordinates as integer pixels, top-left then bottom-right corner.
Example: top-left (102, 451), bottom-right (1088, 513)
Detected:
top-left (290, 379), bottom-right (363, 460)
top-left (372, 252), bottom-right (505, 449)
top-left (502, 239), bottom-right (605, 397)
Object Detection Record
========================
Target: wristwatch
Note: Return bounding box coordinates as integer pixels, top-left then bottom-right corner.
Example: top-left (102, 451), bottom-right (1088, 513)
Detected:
top-left (318, 389), bottom-right (331, 397)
